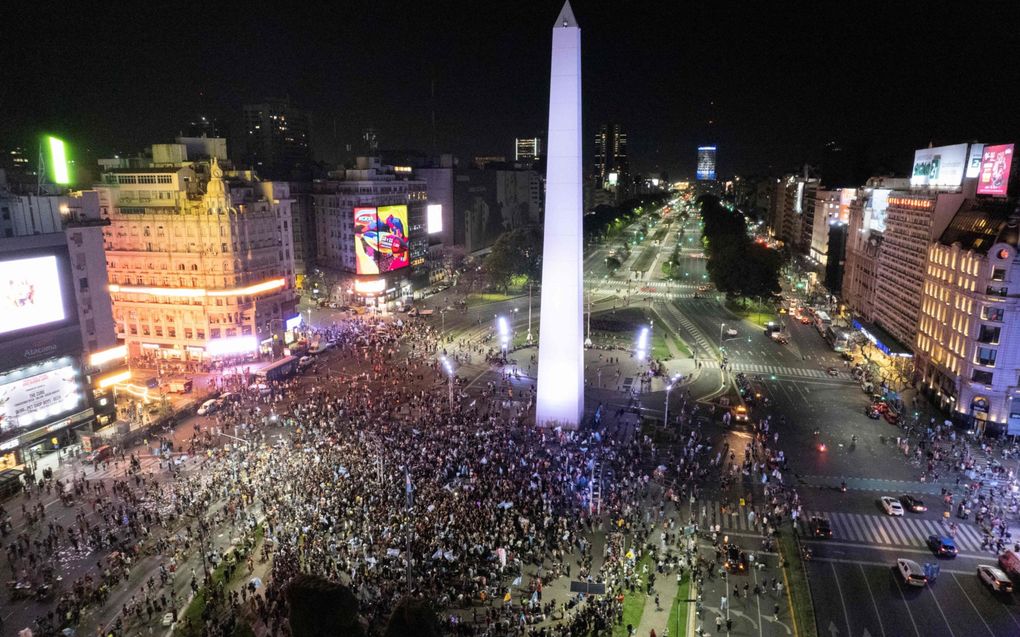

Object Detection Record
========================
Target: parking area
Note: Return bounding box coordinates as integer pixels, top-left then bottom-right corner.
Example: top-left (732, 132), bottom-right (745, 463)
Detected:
top-left (810, 558), bottom-right (1020, 637)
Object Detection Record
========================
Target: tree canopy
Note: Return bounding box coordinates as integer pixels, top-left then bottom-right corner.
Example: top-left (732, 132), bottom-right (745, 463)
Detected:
top-left (700, 195), bottom-right (781, 299)
top-left (482, 224), bottom-right (543, 290)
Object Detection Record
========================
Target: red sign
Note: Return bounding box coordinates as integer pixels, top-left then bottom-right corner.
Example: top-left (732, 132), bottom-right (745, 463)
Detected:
top-left (977, 144), bottom-right (1014, 196)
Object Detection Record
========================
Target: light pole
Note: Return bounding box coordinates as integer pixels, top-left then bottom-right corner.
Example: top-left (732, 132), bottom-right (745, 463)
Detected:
top-left (526, 282), bottom-right (534, 344)
top-left (719, 323), bottom-right (726, 361)
top-left (497, 315), bottom-right (510, 355)
top-left (664, 373), bottom-right (681, 427)
top-left (441, 356), bottom-right (454, 409)
top-left (584, 290), bottom-right (593, 348)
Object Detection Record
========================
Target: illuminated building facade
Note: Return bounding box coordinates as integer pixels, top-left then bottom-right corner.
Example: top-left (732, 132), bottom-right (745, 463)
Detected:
top-left (537, 1), bottom-right (584, 429)
top-left (515, 137), bottom-right (542, 162)
top-left (594, 123), bottom-right (628, 195)
top-left (100, 159), bottom-right (298, 362)
top-left (915, 201), bottom-right (1020, 434)
top-left (313, 157), bottom-right (427, 307)
top-left (696, 146), bottom-right (716, 181)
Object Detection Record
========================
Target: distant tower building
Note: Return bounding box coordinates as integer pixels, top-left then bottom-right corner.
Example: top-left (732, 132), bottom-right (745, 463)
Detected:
top-left (362, 128), bottom-right (380, 155)
top-left (515, 137), bottom-right (542, 162)
top-left (697, 146), bottom-right (717, 181)
top-left (242, 98), bottom-right (312, 179)
top-left (594, 123), bottom-right (629, 192)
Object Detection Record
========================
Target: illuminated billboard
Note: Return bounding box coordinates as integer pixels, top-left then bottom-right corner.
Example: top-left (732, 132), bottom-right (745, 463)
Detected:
top-left (427, 204), bottom-right (443, 234)
top-left (354, 205), bottom-right (409, 274)
top-left (0, 255), bottom-right (67, 336)
top-left (910, 143), bottom-right (968, 188)
top-left (0, 364), bottom-right (83, 432)
top-left (865, 188), bottom-right (892, 233)
top-left (977, 144), bottom-right (1014, 197)
top-left (46, 136), bottom-right (72, 185)
top-left (966, 143), bottom-right (985, 179)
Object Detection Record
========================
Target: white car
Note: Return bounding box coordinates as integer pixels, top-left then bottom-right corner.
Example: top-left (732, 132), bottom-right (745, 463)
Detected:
top-left (977, 565), bottom-right (1014, 593)
top-left (725, 328), bottom-right (739, 337)
top-left (197, 399), bottom-right (218, 416)
top-left (880, 496), bottom-right (904, 516)
top-left (897, 559), bottom-right (927, 587)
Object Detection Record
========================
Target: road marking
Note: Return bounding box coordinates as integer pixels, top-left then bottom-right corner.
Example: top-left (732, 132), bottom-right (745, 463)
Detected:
top-left (891, 571), bottom-right (922, 637)
top-left (949, 572), bottom-right (994, 636)
top-left (829, 561), bottom-right (853, 637)
top-left (925, 583), bottom-right (957, 637)
top-left (859, 562), bottom-right (887, 637)
top-left (812, 556), bottom-right (972, 575)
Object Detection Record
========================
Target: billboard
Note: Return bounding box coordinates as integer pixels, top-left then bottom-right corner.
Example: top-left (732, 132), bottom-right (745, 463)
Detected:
top-left (354, 205), bottom-right (409, 274)
top-left (427, 204), bottom-right (443, 234)
top-left (0, 363), bottom-right (83, 432)
top-left (977, 144), bottom-right (1014, 197)
top-left (866, 188), bottom-right (892, 233)
top-left (966, 143), bottom-right (985, 178)
top-left (910, 143), bottom-right (968, 188)
top-left (0, 255), bottom-right (67, 336)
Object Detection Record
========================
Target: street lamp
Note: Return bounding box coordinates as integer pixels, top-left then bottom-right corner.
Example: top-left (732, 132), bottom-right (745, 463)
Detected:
top-left (440, 356), bottom-right (454, 409)
top-left (719, 323), bottom-right (726, 361)
top-left (526, 282), bottom-right (534, 344)
top-left (664, 373), bottom-right (681, 427)
top-left (497, 315), bottom-right (510, 354)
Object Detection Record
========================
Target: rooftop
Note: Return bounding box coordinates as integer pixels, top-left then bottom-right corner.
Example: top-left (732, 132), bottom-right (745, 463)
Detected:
top-left (939, 199), bottom-right (1020, 253)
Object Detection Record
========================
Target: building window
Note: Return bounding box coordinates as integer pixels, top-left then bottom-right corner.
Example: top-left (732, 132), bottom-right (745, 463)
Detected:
top-left (978, 325), bottom-right (1001, 344)
top-left (972, 370), bottom-right (994, 385)
top-left (986, 285), bottom-right (1008, 296)
top-left (992, 267), bottom-right (1007, 281)
top-left (976, 347), bottom-right (997, 367)
top-left (982, 306), bottom-right (1005, 322)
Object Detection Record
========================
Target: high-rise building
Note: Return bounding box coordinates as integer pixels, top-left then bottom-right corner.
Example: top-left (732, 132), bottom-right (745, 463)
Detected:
top-left (242, 98), bottom-right (312, 179)
top-left (537, 1), bottom-right (584, 429)
top-left (313, 157), bottom-right (427, 308)
top-left (100, 158), bottom-right (298, 363)
top-left (593, 123), bottom-right (629, 195)
top-left (915, 200), bottom-right (1020, 434)
top-left (515, 137), bottom-right (542, 162)
top-left (0, 186), bottom-right (127, 466)
top-left (696, 146), bottom-right (717, 181)
top-left (452, 166), bottom-right (542, 252)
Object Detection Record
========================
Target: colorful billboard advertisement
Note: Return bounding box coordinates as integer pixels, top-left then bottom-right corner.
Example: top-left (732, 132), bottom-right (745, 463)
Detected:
top-left (977, 144), bottom-right (1014, 197)
top-left (0, 363), bottom-right (82, 432)
top-left (354, 205), bottom-right (409, 274)
top-left (910, 143), bottom-right (968, 188)
top-left (0, 255), bottom-right (67, 336)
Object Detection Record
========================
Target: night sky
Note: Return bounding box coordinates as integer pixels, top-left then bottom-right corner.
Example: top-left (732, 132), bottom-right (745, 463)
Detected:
top-left (3, 1), bottom-right (1019, 181)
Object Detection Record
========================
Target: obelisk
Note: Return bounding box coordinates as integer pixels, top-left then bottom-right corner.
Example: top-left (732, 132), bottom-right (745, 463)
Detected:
top-left (536, 1), bottom-right (584, 429)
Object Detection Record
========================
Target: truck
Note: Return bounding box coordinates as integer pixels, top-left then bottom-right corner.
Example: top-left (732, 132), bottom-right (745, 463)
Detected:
top-left (254, 356), bottom-right (298, 382)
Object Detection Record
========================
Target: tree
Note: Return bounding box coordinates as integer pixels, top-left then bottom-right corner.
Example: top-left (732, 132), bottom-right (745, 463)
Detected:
top-left (384, 597), bottom-right (443, 637)
top-left (482, 225), bottom-right (544, 291)
top-left (605, 255), bottom-right (622, 273)
top-left (286, 575), bottom-right (364, 637)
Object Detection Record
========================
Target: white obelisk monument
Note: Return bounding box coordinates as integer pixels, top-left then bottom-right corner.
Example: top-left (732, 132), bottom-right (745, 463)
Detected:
top-left (536, 1), bottom-right (584, 429)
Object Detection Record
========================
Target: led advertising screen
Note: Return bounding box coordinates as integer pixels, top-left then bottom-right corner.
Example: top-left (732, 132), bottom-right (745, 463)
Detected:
top-left (0, 255), bottom-right (67, 336)
top-left (0, 364), bottom-right (82, 432)
top-left (354, 205), bottom-right (409, 274)
top-left (910, 143), bottom-right (968, 188)
top-left (426, 204), bottom-right (443, 234)
top-left (866, 188), bottom-right (892, 233)
top-left (966, 143), bottom-right (985, 179)
top-left (977, 144), bottom-right (1014, 197)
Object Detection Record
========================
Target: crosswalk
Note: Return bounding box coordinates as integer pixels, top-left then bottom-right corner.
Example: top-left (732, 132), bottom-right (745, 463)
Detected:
top-left (691, 499), bottom-right (994, 553)
top-left (727, 362), bottom-right (851, 381)
top-left (803, 509), bottom-right (991, 553)
top-left (586, 287), bottom-right (697, 300)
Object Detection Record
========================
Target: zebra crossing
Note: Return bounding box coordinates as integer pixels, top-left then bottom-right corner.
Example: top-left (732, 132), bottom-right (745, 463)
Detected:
top-left (659, 302), bottom-right (714, 354)
top-left (585, 287), bottom-right (697, 300)
top-left (803, 509), bottom-right (991, 553)
top-left (692, 499), bottom-right (992, 553)
top-left (727, 362), bottom-right (850, 381)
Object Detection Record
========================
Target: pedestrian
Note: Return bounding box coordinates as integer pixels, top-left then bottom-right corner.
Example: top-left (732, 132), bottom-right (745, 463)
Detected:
top-left (655, 594), bottom-right (661, 611)
top-left (774, 603), bottom-right (780, 621)
top-left (716, 616), bottom-right (722, 632)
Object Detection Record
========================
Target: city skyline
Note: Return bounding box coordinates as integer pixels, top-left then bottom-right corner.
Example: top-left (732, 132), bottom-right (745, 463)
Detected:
top-left (3, 2), bottom-right (1020, 180)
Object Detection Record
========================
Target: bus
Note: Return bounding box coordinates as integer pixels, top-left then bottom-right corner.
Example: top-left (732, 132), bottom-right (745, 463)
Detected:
top-left (255, 356), bottom-right (298, 382)
top-left (814, 311), bottom-right (832, 334)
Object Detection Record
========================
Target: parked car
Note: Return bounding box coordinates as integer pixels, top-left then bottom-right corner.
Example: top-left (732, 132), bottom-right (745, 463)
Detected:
top-left (880, 496), bottom-right (904, 516)
top-left (977, 565), bottom-right (1013, 593)
top-left (897, 559), bottom-right (928, 587)
top-left (197, 399), bottom-right (219, 416)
